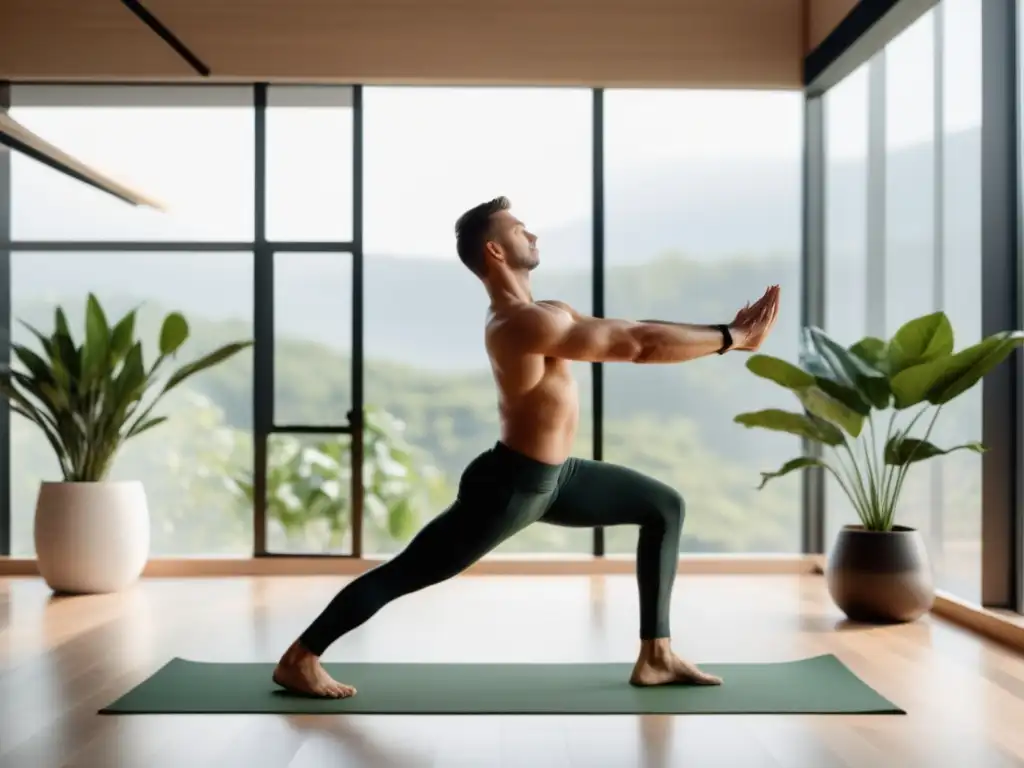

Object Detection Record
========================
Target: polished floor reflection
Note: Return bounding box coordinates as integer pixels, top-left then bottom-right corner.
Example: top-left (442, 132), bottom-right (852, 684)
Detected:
top-left (1, 573), bottom-right (1023, 767)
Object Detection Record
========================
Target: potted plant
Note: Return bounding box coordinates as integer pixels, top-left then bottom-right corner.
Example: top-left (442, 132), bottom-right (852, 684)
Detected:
top-left (0, 295), bottom-right (252, 594)
top-left (733, 311), bottom-right (1023, 623)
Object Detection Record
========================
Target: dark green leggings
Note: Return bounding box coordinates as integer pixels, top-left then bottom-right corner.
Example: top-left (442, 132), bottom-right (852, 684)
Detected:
top-left (299, 441), bottom-right (685, 656)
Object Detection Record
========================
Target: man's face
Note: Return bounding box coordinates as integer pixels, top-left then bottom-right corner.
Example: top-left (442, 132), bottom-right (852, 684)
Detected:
top-left (489, 210), bottom-right (539, 272)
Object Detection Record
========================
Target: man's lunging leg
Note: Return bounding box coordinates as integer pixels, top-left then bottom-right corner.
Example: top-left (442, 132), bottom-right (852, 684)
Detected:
top-left (273, 484), bottom-right (547, 698)
top-left (542, 458), bottom-right (722, 686)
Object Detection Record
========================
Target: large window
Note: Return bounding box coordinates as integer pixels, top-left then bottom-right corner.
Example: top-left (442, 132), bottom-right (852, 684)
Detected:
top-left (936, 0), bottom-right (983, 603)
top-left (8, 86), bottom-right (256, 557)
top-left (11, 86), bottom-right (254, 242)
top-left (8, 252), bottom-right (254, 556)
top-left (273, 251), bottom-right (352, 428)
top-left (266, 86), bottom-right (354, 242)
top-left (883, 11), bottom-right (938, 554)
top-left (824, 65), bottom-right (869, 543)
top-left (3, 48), bottom-right (1003, 576)
top-left (821, 3), bottom-right (983, 602)
top-left (884, 5), bottom-right (982, 602)
top-left (603, 90), bottom-right (804, 554)
top-left (361, 87), bottom-right (594, 555)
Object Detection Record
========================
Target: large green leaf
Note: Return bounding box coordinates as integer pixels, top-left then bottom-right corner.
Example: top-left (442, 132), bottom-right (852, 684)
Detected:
top-left (18, 320), bottom-right (54, 359)
top-left (890, 355), bottom-right (948, 409)
top-left (0, 375), bottom-right (57, 430)
top-left (756, 456), bottom-right (829, 490)
top-left (849, 336), bottom-right (889, 373)
top-left (159, 312), bottom-right (189, 356)
top-left (883, 437), bottom-right (986, 466)
top-left (733, 408), bottom-right (844, 446)
top-left (55, 307), bottom-right (72, 342)
top-left (745, 354), bottom-right (815, 390)
top-left (856, 369), bottom-right (892, 410)
top-left (162, 341), bottom-right (253, 393)
top-left (814, 376), bottom-right (871, 415)
top-left (12, 343), bottom-right (55, 386)
top-left (887, 311), bottom-right (954, 376)
top-left (927, 331), bottom-right (1024, 404)
top-left (0, 376), bottom-right (68, 469)
top-left (82, 293), bottom-right (111, 381)
top-left (806, 326), bottom-right (890, 409)
top-left (11, 370), bottom-right (60, 419)
top-left (128, 417), bottom-right (169, 442)
top-left (798, 328), bottom-right (834, 379)
top-left (52, 329), bottom-right (80, 384)
top-left (109, 310), bottom-right (137, 364)
top-left (115, 343), bottom-right (147, 400)
top-left (796, 385), bottom-right (865, 437)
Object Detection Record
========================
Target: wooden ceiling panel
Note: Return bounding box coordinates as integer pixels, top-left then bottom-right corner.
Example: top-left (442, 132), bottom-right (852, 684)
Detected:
top-left (139, 0), bottom-right (803, 88)
top-left (2, 0), bottom-right (804, 88)
top-left (0, 0), bottom-right (200, 80)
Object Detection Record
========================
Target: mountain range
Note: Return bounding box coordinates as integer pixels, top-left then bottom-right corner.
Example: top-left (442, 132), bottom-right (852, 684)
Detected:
top-left (9, 125), bottom-right (979, 371)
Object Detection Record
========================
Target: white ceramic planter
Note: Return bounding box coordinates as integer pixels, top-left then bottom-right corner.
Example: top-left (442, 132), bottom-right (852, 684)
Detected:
top-left (34, 481), bottom-right (150, 594)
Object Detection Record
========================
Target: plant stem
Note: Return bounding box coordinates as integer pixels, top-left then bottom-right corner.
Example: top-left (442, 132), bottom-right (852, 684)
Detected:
top-left (817, 450), bottom-right (864, 520)
top-left (833, 443), bottom-right (871, 523)
top-left (863, 415), bottom-right (883, 528)
top-left (879, 409), bottom-right (900, 527)
top-left (887, 405), bottom-right (944, 530)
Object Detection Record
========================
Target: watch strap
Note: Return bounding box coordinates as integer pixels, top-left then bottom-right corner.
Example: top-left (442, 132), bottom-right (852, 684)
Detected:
top-left (715, 324), bottom-right (733, 355)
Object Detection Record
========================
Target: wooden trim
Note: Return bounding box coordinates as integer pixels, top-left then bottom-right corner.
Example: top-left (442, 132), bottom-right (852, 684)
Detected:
top-left (931, 591), bottom-right (1024, 654)
top-left (0, 554), bottom-right (822, 578)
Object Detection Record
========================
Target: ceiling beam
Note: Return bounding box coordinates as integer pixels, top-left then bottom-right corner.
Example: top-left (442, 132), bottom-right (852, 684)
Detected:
top-left (0, 111), bottom-right (164, 209)
top-left (804, 0), bottom-right (938, 94)
top-left (121, 0), bottom-right (210, 77)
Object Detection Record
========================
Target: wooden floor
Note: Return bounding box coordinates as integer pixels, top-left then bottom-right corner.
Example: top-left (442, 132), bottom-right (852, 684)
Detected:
top-left (2, 574), bottom-right (1024, 768)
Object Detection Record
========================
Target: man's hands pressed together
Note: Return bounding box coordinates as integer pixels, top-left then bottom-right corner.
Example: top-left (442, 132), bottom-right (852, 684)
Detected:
top-left (729, 285), bottom-right (781, 352)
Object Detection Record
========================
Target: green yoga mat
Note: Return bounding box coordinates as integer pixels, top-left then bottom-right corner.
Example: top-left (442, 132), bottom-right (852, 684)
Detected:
top-left (99, 654), bottom-right (903, 715)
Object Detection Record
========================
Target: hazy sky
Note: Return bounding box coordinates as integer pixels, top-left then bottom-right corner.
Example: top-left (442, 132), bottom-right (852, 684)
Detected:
top-left (9, 0), bottom-right (980, 258)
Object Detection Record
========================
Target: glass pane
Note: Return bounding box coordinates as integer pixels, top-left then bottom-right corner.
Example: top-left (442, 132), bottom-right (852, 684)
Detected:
top-left (266, 86), bottom-right (354, 242)
top-left (937, 0), bottom-right (982, 603)
top-left (10, 85), bottom-right (254, 241)
top-left (10, 252), bottom-right (254, 556)
top-left (604, 89), bottom-right (803, 554)
top-left (883, 12), bottom-right (939, 566)
top-left (824, 65), bottom-right (869, 544)
top-left (265, 433), bottom-right (352, 554)
top-left (274, 252), bottom-right (352, 427)
top-left (886, 12), bottom-right (936, 331)
top-left (362, 87), bottom-right (594, 556)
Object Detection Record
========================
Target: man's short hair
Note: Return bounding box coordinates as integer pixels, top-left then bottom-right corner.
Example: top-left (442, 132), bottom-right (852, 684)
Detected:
top-left (455, 196), bottom-right (511, 277)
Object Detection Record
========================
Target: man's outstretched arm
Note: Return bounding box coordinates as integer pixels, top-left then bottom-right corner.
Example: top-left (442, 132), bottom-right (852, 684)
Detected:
top-left (509, 286), bottom-right (780, 364)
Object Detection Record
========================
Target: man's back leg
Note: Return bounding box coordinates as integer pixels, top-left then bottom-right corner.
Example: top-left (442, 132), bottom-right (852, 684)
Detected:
top-left (274, 482), bottom-right (554, 697)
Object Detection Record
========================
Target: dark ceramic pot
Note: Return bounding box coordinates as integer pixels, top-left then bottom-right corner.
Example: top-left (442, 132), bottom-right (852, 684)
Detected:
top-left (825, 524), bottom-right (934, 623)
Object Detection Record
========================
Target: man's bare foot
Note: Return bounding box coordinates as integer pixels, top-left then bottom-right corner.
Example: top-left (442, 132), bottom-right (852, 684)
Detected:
top-left (629, 638), bottom-right (723, 687)
top-left (272, 640), bottom-right (357, 699)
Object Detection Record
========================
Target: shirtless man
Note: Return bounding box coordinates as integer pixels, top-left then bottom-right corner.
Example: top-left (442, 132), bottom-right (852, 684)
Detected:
top-left (273, 196), bottom-right (781, 698)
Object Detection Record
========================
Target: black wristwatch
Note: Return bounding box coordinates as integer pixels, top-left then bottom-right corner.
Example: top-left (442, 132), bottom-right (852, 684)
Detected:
top-left (715, 324), bottom-right (733, 355)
